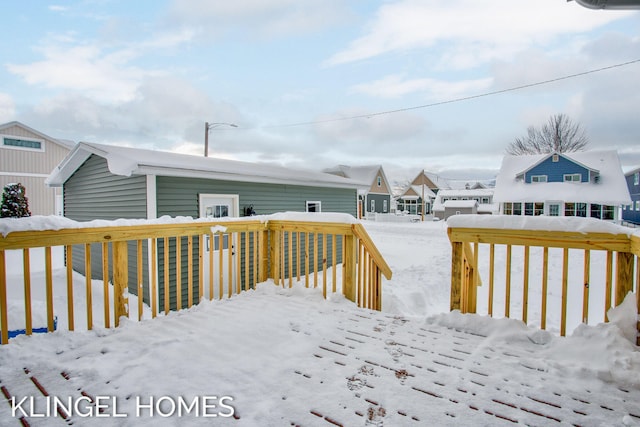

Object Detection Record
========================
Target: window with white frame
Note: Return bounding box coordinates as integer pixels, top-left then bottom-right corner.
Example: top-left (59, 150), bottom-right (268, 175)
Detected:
top-left (305, 201), bottom-right (321, 212)
top-left (636, 201), bottom-right (640, 211)
top-left (564, 174), bottom-right (581, 182)
top-left (370, 199), bottom-right (375, 212)
top-left (383, 199), bottom-right (388, 213)
top-left (2, 136), bottom-right (44, 151)
top-left (377, 176), bottom-right (382, 187)
top-left (531, 175), bottom-right (547, 183)
top-left (635, 172), bottom-right (639, 186)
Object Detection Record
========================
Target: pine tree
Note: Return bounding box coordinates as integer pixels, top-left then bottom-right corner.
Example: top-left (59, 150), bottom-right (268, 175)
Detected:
top-left (1, 183), bottom-right (31, 218)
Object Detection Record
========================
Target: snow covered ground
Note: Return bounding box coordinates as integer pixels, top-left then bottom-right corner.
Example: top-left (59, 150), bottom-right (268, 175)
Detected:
top-left (0, 217), bottom-right (639, 426)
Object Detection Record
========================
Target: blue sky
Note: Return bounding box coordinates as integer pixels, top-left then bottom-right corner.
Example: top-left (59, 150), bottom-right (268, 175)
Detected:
top-left (1, 0), bottom-right (639, 184)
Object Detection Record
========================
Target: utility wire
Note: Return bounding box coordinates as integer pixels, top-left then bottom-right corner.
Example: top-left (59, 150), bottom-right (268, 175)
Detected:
top-left (262, 58), bottom-right (640, 129)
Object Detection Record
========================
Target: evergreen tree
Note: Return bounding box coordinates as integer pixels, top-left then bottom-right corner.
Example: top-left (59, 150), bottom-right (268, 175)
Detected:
top-left (1, 183), bottom-right (31, 218)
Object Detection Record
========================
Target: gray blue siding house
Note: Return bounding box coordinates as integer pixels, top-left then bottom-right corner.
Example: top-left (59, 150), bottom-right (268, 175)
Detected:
top-left (47, 142), bottom-right (365, 310)
top-left (494, 151), bottom-right (630, 220)
top-left (622, 168), bottom-right (640, 225)
top-left (324, 165), bottom-right (392, 218)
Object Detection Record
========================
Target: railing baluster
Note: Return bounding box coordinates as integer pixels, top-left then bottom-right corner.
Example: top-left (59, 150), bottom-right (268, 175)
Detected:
top-left (305, 233), bottom-right (310, 288)
top-left (151, 238), bottom-right (157, 318)
top-left (313, 233), bottom-right (319, 288)
top-left (505, 244), bottom-right (512, 318)
top-left (583, 249), bottom-right (590, 324)
top-left (244, 231), bottom-right (249, 291)
top-left (187, 235), bottom-right (193, 307)
top-left (541, 247), bottom-right (549, 330)
top-left (24, 248), bottom-right (33, 335)
top-left (296, 231), bottom-right (304, 282)
top-left (138, 240), bottom-right (144, 320)
top-left (522, 246), bottom-right (529, 324)
top-left (176, 236), bottom-right (182, 310)
top-left (198, 235), bottom-right (203, 304)
top-left (322, 233), bottom-right (328, 298)
top-left (102, 242), bottom-right (109, 328)
top-left (561, 248), bottom-right (569, 336)
top-left (227, 234), bottom-right (233, 297)
top-left (488, 244), bottom-right (495, 317)
top-left (208, 233), bottom-right (214, 300)
top-left (236, 232), bottom-right (242, 294)
top-left (332, 234), bottom-right (337, 294)
top-left (605, 250), bottom-right (613, 321)
top-left (45, 247), bottom-right (54, 332)
top-left (65, 246), bottom-right (73, 331)
top-left (218, 234), bottom-right (224, 299)
top-left (288, 230), bottom-right (293, 288)
top-left (85, 243), bottom-right (93, 330)
top-left (0, 250), bottom-right (7, 344)
top-left (163, 238), bottom-right (169, 313)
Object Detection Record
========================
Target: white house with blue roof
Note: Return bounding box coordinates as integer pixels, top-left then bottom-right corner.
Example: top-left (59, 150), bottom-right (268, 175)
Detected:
top-left (493, 150), bottom-right (631, 221)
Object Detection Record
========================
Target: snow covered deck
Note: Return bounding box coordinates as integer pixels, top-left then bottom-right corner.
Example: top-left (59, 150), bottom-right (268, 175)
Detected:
top-left (1, 284), bottom-right (639, 426)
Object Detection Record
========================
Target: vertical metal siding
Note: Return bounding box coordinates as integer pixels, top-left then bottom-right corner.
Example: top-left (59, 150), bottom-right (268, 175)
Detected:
top-left (0, 124), bottom-right (71, 215)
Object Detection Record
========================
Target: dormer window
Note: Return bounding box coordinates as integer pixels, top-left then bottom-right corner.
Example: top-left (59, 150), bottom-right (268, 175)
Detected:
top-left (531, 175), bottom-right (547, 183)
top-left (552, 154), bottom-right (559, 162)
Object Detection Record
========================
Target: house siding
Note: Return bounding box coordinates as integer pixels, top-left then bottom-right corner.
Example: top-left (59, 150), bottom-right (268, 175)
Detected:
top-left (525, 156), bottom-right (589, 183)
top-left (622, 170), bottom-right (640, 225)
top-left (1, 124), bottom-right (71, 215)
top-left (64, 155), bottom-right (150, 304)
top-left (367, 193), bottom-right (390, 213)
top-left (154, 176), bottom-right (357, 310)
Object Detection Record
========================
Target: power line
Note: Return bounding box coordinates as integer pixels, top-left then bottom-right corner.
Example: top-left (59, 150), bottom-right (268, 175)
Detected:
top-left (262, 58), bottom-right (640, 129)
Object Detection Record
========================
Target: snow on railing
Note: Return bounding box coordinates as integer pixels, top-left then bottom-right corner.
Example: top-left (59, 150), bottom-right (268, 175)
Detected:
top-left (0, 214), bottom-right (391, 345)
top-left (447, 215), bottom-right (640, 345)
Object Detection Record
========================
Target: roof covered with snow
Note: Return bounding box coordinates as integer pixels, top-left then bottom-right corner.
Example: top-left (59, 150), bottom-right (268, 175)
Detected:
top-left (47, 142), bottom-right (367, 190)
top-left (493, 150), bottom-right (631, 205)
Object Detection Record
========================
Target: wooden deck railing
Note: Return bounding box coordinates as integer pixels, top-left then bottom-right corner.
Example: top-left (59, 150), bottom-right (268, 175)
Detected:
top-left (447, 215), bottom-right (640, 345)
top-left (0, 215), bottom-right (391, 344)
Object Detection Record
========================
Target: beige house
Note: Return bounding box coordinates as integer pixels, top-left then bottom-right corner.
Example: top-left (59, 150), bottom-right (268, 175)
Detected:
top-left (0, 122), bottom-right (74, 216)
top-left (396, 170), bottom-right (448, 216)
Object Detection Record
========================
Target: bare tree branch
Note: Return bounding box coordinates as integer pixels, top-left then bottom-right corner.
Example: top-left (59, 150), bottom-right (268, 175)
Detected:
top-left (506, 114), bottom-right (589, 155)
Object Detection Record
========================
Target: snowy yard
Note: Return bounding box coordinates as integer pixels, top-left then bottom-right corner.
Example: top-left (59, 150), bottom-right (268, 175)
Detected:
top-left (0, 218), bottom-right (639, 426)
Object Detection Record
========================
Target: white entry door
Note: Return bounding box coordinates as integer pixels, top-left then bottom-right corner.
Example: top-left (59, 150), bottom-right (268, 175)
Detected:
top-left (199, 194), bottom-right (239, 299)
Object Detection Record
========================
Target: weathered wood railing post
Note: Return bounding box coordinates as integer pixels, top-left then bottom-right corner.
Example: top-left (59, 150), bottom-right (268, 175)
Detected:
top-left (343, 233), bottom-right (357, 304)
top-left (259, 227), bottom-right (269, 283)
top-left (270, 227), bottom-right (281, 284)
top-left (615, 252), bottom-right (634, 306)
top-left (113, 241), bottom-right (129, 327)
top-left (450, 240), bottom-right (463, 312)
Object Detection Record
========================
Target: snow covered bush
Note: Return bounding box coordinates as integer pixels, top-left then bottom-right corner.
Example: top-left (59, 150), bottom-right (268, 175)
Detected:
top-left (1, 182), bottom-right (31, 218)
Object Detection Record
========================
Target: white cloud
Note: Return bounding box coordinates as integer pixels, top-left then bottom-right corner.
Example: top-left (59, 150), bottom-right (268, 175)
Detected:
top-left (7, 38), bottom-right (157, 104)
top-left (0, 93), bottom-right (15, 121)
top-left (166, 0), bottom-right (350, 39)
top-left (350, 74), bottom-right (492, 101)
top-left (325, 0), bottom-right (634, 68)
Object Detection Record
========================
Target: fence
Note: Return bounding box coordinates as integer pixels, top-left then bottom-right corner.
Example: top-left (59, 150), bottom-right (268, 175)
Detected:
top-left (447, 215), bottom-right (640, 345)
top-left (0, 215), bottom-right (392, 344)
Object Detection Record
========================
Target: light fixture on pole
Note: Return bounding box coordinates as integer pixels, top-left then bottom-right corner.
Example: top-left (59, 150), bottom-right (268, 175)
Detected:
top-left (204, 121), bottom-right (238, 157)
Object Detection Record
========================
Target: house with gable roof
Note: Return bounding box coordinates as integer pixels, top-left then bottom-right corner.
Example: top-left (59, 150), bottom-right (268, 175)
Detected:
top-left (493, 150), bottom-right (630, 220)
top-left (324, 165), bottom-right (392, 218)
top-left (621, 167), bottom-right (640, 225)
top-left (433, 188), bottom-right (497, 220)
top-left (396, 170), bottom-right (448, 216)
top-left (0, 121), bottom-right (74, 216)
top-left (47, 141), bottom-right (367, 310)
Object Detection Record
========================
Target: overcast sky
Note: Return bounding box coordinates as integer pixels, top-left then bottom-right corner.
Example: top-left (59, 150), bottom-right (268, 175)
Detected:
top-left (1, 0), bottom-right (639, 184)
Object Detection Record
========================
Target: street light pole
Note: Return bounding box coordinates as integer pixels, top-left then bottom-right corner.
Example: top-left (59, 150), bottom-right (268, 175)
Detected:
top-left (204, 121), bottom-right (238, 157)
